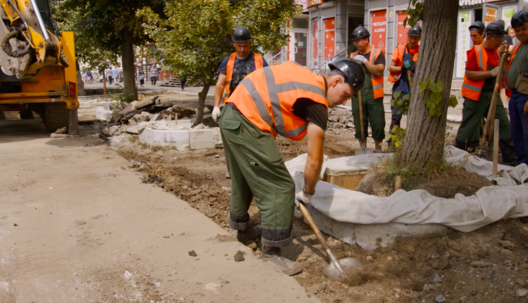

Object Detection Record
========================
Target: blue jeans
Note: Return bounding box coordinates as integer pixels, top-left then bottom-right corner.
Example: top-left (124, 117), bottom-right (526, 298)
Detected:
top-left (509, 90), bottom-right (528, 165)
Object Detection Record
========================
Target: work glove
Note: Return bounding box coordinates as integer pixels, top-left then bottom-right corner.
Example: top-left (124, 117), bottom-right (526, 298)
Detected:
top-left (295, 191), bottom-right (313, 207)
top-left (353, 56), bottom-right (367, 65)
top-left (212, 106), bottom-right (221, 122)
top-left (409, 61), bottom-right (416, 73)
top-left (403, 60), bottom-right (411, 71)
top-left (490, 67), bottom-right (500, 78)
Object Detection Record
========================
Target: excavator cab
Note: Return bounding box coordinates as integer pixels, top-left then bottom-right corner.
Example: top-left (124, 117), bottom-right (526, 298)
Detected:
top-left (0, 0), bottom-right (78, 133)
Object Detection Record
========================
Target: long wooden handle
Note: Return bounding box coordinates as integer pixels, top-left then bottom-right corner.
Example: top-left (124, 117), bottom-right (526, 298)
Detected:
top-left (481, 53), bottom-right (507, 148)
top-left (493, 119), bottom-right (499, 177)
top-left (407, 69), bottom-right (413, 89)
top-left (358, 91), bottom-right (365, 143)
top-left (298, 203), bottom-right (330, 252)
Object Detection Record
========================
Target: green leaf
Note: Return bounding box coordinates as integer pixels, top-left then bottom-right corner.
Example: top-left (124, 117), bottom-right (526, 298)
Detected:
top-left (430, 93), bottom-right (442, 104)
top-left (419, 82), bottom-right (428, 91)
top-left (429, 83), bottom-right (440, 94)
top-left (437, 81), bottom-right (444, 92)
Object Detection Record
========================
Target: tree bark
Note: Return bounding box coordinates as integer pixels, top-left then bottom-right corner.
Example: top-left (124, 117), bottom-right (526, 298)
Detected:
top-left (121, 27), bottom-right (138, 101)
top-left (195, 84), bottom-right (211, 125)
top-left (400, 0), bottom-right (459, 167)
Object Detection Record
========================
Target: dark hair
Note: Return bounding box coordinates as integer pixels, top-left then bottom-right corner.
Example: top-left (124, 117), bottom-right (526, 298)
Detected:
top-left (470, 28), bottom-right (485, 35)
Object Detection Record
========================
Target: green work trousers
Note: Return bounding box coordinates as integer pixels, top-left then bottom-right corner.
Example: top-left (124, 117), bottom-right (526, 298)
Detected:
top-left (220, 104), bottom-right (295, 248)
top-left (351, 71), bottom-right (386, 141)
top-left (456, 92), bottom-right (511, 143)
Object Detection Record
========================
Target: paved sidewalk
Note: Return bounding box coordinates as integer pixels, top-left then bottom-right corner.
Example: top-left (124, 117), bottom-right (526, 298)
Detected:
top-left (0, 119), bottom-right (318, 302)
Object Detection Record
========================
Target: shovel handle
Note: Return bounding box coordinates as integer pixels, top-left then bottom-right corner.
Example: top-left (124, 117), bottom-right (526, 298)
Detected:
top-left (407, 69), bottom-right (413, 89)
top-left (298, 202), bottom-right (331, 252)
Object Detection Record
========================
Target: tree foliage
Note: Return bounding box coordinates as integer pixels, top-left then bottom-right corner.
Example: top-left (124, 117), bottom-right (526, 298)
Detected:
top-left (139, 0), bottom-right (301, 123)
top-left (56, 0), bottom-right (166, 100)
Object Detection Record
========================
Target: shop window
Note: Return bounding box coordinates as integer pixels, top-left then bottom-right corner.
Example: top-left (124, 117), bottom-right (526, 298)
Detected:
top-left (293, 18), bottom-right (309, 29)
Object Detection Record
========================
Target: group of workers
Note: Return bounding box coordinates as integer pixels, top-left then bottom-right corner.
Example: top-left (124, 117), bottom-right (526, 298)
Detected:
top-left (209, 11), bottom-right (528, 275)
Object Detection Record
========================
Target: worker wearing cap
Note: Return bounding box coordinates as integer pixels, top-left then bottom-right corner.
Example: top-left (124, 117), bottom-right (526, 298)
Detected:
top-left (349, 27), bottom-right (386, 153)
top-left (469, 21), bottom-right (486, 46)
top-left (505, 11), bottom-right (528, 165)
top-left (456, 21), bottom-right (516, 164)
top-left (220, 58), bottom-right (365, 275)
top-left (387, 25), bottom-right (421, 146)
top-left (213, 27), bottom-right (269, 121)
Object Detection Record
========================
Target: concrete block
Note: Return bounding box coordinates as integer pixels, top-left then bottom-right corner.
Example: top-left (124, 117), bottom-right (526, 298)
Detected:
top-left (95, 106), bottom-right (113, 122)
top-left (139, 127), bottom-right (190, 148)
top-left (304, 204), bottom-right (448, 250)
top-left (189, 128), bottom-right (221, 150)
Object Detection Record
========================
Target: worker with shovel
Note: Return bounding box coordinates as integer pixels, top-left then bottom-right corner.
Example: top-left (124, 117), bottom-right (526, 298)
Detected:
top-left (349, 27), bottom-right (386, 154)
top-left (387, 25), bottom-right (421, 147)
top-left (219, 58), bottom-right (365, 276)
top-left (455, 21), bottom-right (517, 164)
top-left (505, 11), bottom-right (528, 165)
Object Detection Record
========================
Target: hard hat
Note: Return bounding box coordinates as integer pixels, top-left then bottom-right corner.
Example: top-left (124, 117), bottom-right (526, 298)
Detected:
top-left (468, 21), bottom-right (485, 32)
top-left (351, 27), bottom-right (370, 41)
top-left (485, 21), bottom-right (506, 37)
top-left (407, 25), bottom-right (422, 37)
top-left (233, 27), bottom-right (252, 42)
top-left (511, 11), bottom-right (528, 28)
top-left (328, 58), bottom-right (365, 92)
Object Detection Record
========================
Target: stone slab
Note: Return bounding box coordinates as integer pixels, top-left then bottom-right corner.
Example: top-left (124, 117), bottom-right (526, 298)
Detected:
top-left (189, 128), bottom-right (221, 150)
top-left (302, 204), bottom-right (449, 250)
top-left (139, 127), bottom-right (190, 148)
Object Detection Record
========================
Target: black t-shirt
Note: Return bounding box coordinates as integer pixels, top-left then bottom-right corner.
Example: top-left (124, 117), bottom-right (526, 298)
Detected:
top-left (291, 79), bottom-right (329, 131)
top-left (354, 51), bottom-right (386, 66)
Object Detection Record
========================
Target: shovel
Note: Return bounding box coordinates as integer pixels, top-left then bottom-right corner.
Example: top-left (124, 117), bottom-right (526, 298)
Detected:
top-left (297, 201), bottom-right (363, 282)
top-left (355, 91), bottom-right (373, 155)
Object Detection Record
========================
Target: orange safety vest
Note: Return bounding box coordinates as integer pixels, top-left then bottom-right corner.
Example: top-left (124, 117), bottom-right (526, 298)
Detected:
top-left (224, 52), bottom-right (264, 103)
top-left (227, 61), bottom-right (328, 141)
top-left (388, 44), bottom-right (419, 83)
top-left (461, 44), bottom-right (498, 101)
top-left (504, 43), bottom-right (528, 89)
top-left (350, 48), bottom-right (385, 99)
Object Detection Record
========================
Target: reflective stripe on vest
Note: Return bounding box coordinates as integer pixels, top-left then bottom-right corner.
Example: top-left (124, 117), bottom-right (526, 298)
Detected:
top-left (350, 48), bottom-right (385, 99)
top-left (388, 44), bottom-right (419, 83)
top-left (461, 44), bottom-right (496, 101)
top-left (223, 52), bottom-right (264, 103)
top-left (227, 61), bottom-right (328, 141)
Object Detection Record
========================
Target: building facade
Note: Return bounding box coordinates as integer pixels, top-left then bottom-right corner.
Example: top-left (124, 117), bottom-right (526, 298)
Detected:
top-left (289, 0), bottom-right (525, 80)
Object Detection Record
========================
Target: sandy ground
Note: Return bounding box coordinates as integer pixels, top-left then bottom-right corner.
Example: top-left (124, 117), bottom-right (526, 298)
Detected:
top-left (0, 119), bottom-right (319, 303)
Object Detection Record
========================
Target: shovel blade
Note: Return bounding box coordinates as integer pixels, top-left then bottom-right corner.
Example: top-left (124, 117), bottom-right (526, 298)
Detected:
top-left (323, 257), bottom-right (363, 282)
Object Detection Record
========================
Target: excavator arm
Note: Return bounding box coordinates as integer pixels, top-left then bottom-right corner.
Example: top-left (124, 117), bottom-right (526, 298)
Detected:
top-left (0, 0), bottom-right (68, 79)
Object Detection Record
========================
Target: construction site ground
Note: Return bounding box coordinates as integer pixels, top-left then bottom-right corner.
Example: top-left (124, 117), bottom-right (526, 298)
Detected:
top-left (2, 92), bottom-right (528, 303)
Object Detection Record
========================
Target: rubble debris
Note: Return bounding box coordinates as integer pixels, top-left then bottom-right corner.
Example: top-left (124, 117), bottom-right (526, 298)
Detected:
top-left (188, 250), bottom-right (197, 257)
top-left (54, 127), bottom-right (67, 134)
top-left (234, 251), bottom-right (245, 262)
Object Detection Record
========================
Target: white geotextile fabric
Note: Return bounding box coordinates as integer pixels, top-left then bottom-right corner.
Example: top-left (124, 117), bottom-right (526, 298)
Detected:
top-left (286, 146), bottom-right (528, 232)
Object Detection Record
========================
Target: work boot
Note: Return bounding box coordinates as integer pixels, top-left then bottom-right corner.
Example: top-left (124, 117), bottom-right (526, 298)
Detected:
top-left (237, 225), bottom-right (262, 244)
top-left (262, 247), bottom-right (303, 276)
top-left (499, 139), bottom-right (517, 165)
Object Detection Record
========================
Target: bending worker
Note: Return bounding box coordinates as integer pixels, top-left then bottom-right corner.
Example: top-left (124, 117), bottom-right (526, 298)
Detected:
top-left (505, 11), bottom-right (528, 165)
top-left (220, 58), bottom-right (365, 275)
top-left (456, 21), bottom-right (516, 164)
top-left (212, 27), bottom-right (268, 121)
top-left (469, 21), bottom-right (486, 46)
top-left (387, 25), bottom-right (421, 146)
top-left (349, 27), bottom-right (386, 153)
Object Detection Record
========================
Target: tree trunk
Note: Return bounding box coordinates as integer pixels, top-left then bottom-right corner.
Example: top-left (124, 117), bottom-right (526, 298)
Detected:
top-left (121, 27), bottom-right (138, 101)
top-left (76, 61), bottom-right (86, 96)
top-left (195, 84), bottom-right (211, 125)
top-left (400, 0), bottom-right (458, 167)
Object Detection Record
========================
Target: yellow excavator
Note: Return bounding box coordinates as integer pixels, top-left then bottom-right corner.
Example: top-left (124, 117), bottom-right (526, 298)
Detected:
top-left (0, 0), bottom-right (78, 133)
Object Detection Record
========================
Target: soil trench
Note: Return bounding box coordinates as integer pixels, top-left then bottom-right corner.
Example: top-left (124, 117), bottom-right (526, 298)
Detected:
top-left (115, 134), bottom-right (528, 303)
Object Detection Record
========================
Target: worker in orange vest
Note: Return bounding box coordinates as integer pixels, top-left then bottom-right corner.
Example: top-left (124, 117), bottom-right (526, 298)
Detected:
top-left (349, 27), bottom-right (386, 153)
top-left (469, 21), bottom-right (486, 46)
top-left (387, 25), bottom-right (421, 147)
top-left (213, 27), bottom-right (268, 121)
top-left (219, 59), bottom-right (365, 275)
top-left (456, 21), bottom-right (516, 164)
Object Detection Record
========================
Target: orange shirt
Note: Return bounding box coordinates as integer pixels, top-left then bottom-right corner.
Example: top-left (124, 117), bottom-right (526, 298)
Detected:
top-left (391, 46), bottom-right (419, 66)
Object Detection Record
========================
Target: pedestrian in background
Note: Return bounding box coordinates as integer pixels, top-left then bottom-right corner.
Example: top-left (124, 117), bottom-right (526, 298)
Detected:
top-left (181, 77), bottom-right (187, 91)
top-left (139, 69), bottom-right (145, 87)
top-left (112, 66), bottom-right (119, 85)
top-left (150, 64), bottom-right (158, 85)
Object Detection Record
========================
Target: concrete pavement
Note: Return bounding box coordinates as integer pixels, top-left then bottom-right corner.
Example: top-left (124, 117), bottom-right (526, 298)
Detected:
top-left (0, 119), bottom-right (319, 302)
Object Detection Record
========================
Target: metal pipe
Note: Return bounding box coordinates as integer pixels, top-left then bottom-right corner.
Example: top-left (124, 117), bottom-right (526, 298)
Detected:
top-left (6, 0), bottom-right (33, 42)
top-left (29, 0), bottom-right (50, 40)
